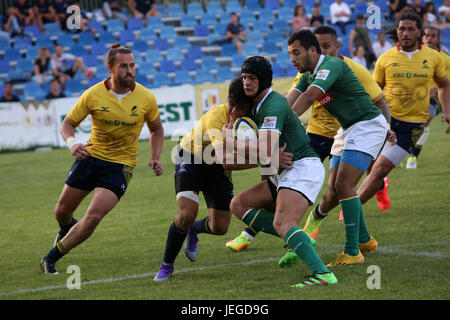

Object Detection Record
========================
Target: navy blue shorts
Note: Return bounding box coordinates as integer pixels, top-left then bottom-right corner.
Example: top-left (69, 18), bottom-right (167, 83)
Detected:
top-left (65, 156), bottom-right (134, 200)
top-left (174, 146), bottom-right (233, 211)
top-left (307, 132), bottom-right (334, 162)
top-left (391, 117), bottom-right (426, 153)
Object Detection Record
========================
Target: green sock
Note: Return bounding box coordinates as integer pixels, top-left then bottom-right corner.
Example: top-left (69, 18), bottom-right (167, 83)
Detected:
top-left (359, 207), bottom-right (370, 244)
top-left (340, 197), bottom-right (361, 256)
top-left (285, 226), bottom-right (329, 274)
top-left (242, 209), bottom-right (279, 237)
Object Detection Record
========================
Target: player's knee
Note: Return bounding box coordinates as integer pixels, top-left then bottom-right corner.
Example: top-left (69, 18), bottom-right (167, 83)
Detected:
top-left (210, 223), bottom-right (228, 235)
top-left (230, 195), bottom-right (246, 219)
top-left (175, 209), bottom-right (197, 230)
top-left (334, 176), bottom-right (353, 199)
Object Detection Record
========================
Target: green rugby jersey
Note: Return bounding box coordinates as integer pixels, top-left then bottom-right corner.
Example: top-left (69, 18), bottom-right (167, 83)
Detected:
top-left (296, 55), bottom-right (380, 130)
top-left (252, 89), bottom-right (318, 162)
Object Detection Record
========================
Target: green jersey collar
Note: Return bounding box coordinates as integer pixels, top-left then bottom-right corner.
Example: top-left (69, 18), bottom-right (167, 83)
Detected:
top-left (255, 88), bottom-right (273, 114)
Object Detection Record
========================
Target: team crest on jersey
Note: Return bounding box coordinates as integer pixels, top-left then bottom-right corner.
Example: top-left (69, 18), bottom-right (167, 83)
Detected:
top-left (130, 105), bottom-right (139, 116)
top-left (391, 63), bottom-right (400, 67)
top-left (99, 106), bottom-right (110, 112)
top-left (316, 69), bottom-right (330, 81)
top-left (422, 60), bottom-right (429, 69)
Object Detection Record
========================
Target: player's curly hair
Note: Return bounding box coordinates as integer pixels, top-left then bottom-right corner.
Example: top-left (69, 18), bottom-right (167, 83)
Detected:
top-left (228, 77), bottom-right (253, 109)
top-left (106, 43), bottom-right (134, 66)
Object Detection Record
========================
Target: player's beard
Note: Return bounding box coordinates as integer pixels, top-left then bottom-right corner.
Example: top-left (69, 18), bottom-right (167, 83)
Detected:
top-left (299, 53), bottom-right (313, 73)
top-left (119, 73), bottom-right (135, 89)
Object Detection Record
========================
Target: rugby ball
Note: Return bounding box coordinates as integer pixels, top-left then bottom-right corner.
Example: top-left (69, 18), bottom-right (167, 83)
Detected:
top-left (232, 117), bottom-right (258, 141)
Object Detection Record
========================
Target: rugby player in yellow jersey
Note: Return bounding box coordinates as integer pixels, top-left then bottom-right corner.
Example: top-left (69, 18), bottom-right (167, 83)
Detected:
top-left (406, 26), bottom-right (450, 169)
top-left (153, 78), bottom-right (257, 281)
top-left (226, 26), bottom-right (394, 255)
top-left (40, 44), bottom-right (164, 274)
top-left (357, 12), bottom-right (449, 215)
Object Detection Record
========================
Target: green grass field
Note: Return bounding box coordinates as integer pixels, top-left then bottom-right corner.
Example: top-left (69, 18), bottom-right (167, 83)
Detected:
top-left (0, 116), bottom-right (449, 300)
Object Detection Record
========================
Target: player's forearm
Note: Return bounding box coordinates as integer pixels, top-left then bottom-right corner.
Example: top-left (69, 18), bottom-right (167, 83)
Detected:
top-left (374, 97), bottom-right (391, 124)
top-left (149, 127), bottom-right (164, 161)
top-left (60, 119), bottom-right (77, 142)
top-left (438, 82), bottom-right (450, 115)
top-left (291, 92), bottom-right (315, 116)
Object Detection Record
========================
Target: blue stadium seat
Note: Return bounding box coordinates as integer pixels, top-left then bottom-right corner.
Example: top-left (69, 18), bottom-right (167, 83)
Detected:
top-left (215, 67), bottom-right (235, 82)
top-left (194, 24), bottom-right (210, 37)
top-left (277, 7), bottom-right (292, 21)
top-left (138, 61), bottom-right (156, 74)
top-left (25, 46), bottom-right (39, 60)
top-left (247, 30), bottom-right (263, 43)
top-left (354, 2), bottom-right (368, 15)
top-left (275, 51), bottom-right (291, 68)
top-left (181, 15), bottom-right (198, 27)
top-left (201, 13), bottom-right (218, 26)
top-left (265, 0), bottom-right (281, 10)
top-left (187, 2), bottom-right (204, 16)
top-left (16, 58), bottom-right (34, 75)
top-left (153, 72), bottom-right (172, 86)
top-left (195, 69), bottom-right (214, 83)
top-left (159, 26), bottom-right (178, 39)
top-left (98, 31), bottom-right (117, 45)
top-left (271, 62), bottom-right (285, 77)
top-left (231, 54), bottom-right (246, 67)
top-left (258, 10), bottom-right (276, 22)
top-left (173, 36), bottom-right (191, 49)
top-left (82, 54), bottom-right (100, 68)
top-left (206, 2), bottom-right (224, 15)
top-left (23, 24), bottom-right (41, 38)
top-left (65, 79), bottom-right (84, 94)
top-left (24, 81), bottom-right (42, 98)
top-left (242, 42), bottom-right (260, 56)
top-left (159, 60), bottom-right (177, 73)
top-left (187, 46), bottom-right (203, 59)
top-left (119, 30), bottom-right (136, 43)
top-left (221, 43), bottom-right (238, 56)
top-left (106, 19), bottom-right (124, 33)
top-left (147, 17), bottom-right (165, 29)
top-left (88, 76), bottom-right (103, 88)
top-left (146, 49), bottom-right (164, 62)
top-left (13, 36), bottom-right (32, 50)
top-left (339, 46), bottom-right (351, 58)
top-left (94, 65), bottom-right (109, 78)
top-left (272, 20), bottom-right (290, 34)
top-left (57, 35), bottom-right (75, 47)
top-left (78, 32), bottom-right (95, 46)
top-left (4, 48), bottom-right (21, 61)
top-left (91, 42), bottom-right (107, 56)
top-left (166, 48), bottom-right (184, 61)
top-left (302, 0), bottom-right (317, 7)
top-left (7, 70), bottom-right (25, 82)
top-left (214, 23), bottom-right (229, 35)
top-left (135, 73), bottom-right (149, 85)
top-left (70, 44), bottom-right (86, 56)
top-left (173, 70), bottom-right (192, 85)
top-left (167, 4), bottom-right (184, 17)
top-left (88, 20), bottom-right (103, 33)
top-left (239, 11), bottom-right (257, 25)
top-left (44, 23), bottom-right (62, 37)
top-left (246, 0), bottom-right (263, 11)
top-left (139, 28), bottom-right (158, 42)
top-left (127, 17), bottom-right (144, 31)
top-left (180, 58), bottom-right (198, 71)
top-left (225, 0), bottom-right (243, 13)
top-left (267, 31), bottom-right (285, 43)
top-left (285, 64), bottom-right (298, 77)
top-left (153, 38), bottom-right (170, 51)
top-left (133, 39), bottom-right (149, 52)
top-left (201, 56), bottom-right (219, 70)
top-left (252, 21), bottom-right (271, 33)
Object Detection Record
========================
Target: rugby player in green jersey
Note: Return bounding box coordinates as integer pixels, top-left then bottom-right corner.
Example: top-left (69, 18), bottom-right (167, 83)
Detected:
top-left (287, 30), bottom-right (388, 266)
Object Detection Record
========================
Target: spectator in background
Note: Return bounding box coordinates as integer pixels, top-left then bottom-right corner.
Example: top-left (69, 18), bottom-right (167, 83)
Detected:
top-left (13, 0), bottom-right (37, 26)
top-left (128, 0), bottom-right (161, 19)
top-left (45, 78), bottom-right (66, 99)
top-left (34, 0), bottom-right (58, 33)
top-left (292, 5), bottom-right (309, 32)
top-left (0, 82), bottom-right (21, 102)
top-left (352, 45), bottom-right (367, 69)
top-left (438, 0), bottom-right (450, 23)
top-left (2, 4), bottom-right (24, 38)
top-left (310, 3), bottom-right (324, 27)
top-left (226, 12), bottom-right (248, 55)
top-left (411, 0), bottom-right (425, 18)
top-left (330, 0), bottom-right (351, 35)
top-left (423, 2), bottom-right (441, 28)
top-left (33, 47), bottom-right (52, 85)
top-left (102, 0), bottom-right (128, 25)
top-left (51, 0), bottom-right (69, 31)
top-left (373, 31), bottom-right (392, 59)
top-left (389, 0), bottom-right (408, 20)
top-left (349, 14), bottom-right (375, 68)
top-left (50, 43), bottom-right (93, 90)
top-left (69, 1), bottom-right (92, 32)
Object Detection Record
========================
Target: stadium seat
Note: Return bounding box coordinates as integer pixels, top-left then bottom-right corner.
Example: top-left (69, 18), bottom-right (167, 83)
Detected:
top-left (277, 7), bottom-right (292, 21)
top-left (206, 2), bottom-right (224, 15)
top-left (135, 73), bottom-right (149, 85)
top-left (215, 67), bottom-right (235, 82)
top-left (70, 44), bottom-right (86, 56)
top-left (246, 0), bottom-right (263, 11)
top-left (201, 56), bottom-right (219, 70)
top-left (167, 4), bottom-right (184, 17)
top-left (187, 46), bottom-right (203, 59)
top-left (242, 42), bottom-right (260, 56)
top-left (252, 21), bottom-right (271, 33)
top-left (25, 46), bottom-right (39, 60)
top-left (153, 38), bottom-right (170, 51)
top-left (180, 58), bottom-right (198, 71)
top-left (272, 20), bottom-right (290, 34)
top-left (65, 79), bottom-right (84, 94)
top-left (7, 70), bottom-right (25, 82)
top-left (187, 2), bottom-right (204, 16)
top-left (201, 13), bottom-right (218, 26)
top-left (181, 15), bottom-right (198, 27)
top-left (340, 46), bottom-right (351, 58)
top-left (82, 54), bottom-right (100, 68)
top-left (267, 31), bottom-right (285, 43)
top-left (285, 64), bottom-right (298, 77)
top-left (88, 20), bottom-right (103, 33)
top-left (159, 26), bottom-right (178, 39)
top-left (98, 31), bottom-right (117, 45)
top-left (239, 11), bottom-right (257, 25)
top-left (271, 62), bottom-right (285, 77)
top-left (354, 2), bottom-right (368, 15)
top-left (214, 23), bottom-right (229, 35)
top-left (94, 65), bottom-right (109, 78)
top-left (23, 24), bottom-right (41, 38)
top-left (146, 17), bottom-right (165, 29)
top-left (225, 0), bottom-right (243, 13)
top-left (13, 36), bottom-right (32, 50)
top-left (139, 28), bottom-right (158, 42)
top-left (127, 17), bottom-right (144, 31)
top-left (87, 76), bottom-right (103, 88)
top-left (173, 36), bottom-right (191, 49)
top-left (57, 35), bottom-right (75, 47)
top-left (275, 51), bottom-right (291, 68)
top-left (44, 23), bottom-right (62, 37)
top-left (231, 54), bottom-right (246, 68)
top-left (195, 69), bottom-right (214, 83)
top-left (159, 60), bottom-right (177, 73)
top-left (78, 32), bottom-right (96, 46)
top-left (90, 42), bottom-right (107, 56)
top-left (166, 48), bottom-right (184, 62)
top-left (119, 30), bottom-right (136, 44)
top-left (16, 58), bottom-right (34, 76)
top-left (106, 19), bottom-right (125, 33)
top-left (194, 24), bottom-right (210, 37)
top-left (153, 72), bottom-right (172, 86)
top-left (24, 81), bottom-right (42, 98)
top-left (302, 0), bottom-right (317, 7)
top-left (258, 10), bottom-right (276, 22)
top-left (146, 49), bottom-right (164, 63)
top-left (4, 48), bottom-right (21, 61)
top-left (221, 43), bottom-right (238, 56)
top-left (265, 0), bottom-right (281, 10)
top-left (173, 70), bottom-right (192, 85)
top-left (133, 39), bottom-right (149, 52)
top-left (138, 61), bottom-right (156, 74)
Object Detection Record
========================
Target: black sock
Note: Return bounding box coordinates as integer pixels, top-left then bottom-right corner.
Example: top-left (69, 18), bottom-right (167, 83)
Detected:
top-left (379, 179), bottom-right (385, 191)
top-left (191, 217), bottom-right (213, 235)
top-left (45, 241), bottom-right (68, 263)
top-left (59, 218), bottom-right (78, 236)
top-left (162, 222), bottom-right (187, 265)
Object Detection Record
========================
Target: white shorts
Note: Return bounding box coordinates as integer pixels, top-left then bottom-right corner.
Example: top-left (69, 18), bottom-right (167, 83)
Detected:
top-left (330, 114), bottom-right (387, 159)
top-left (269, 157), bottom-right (325, 205)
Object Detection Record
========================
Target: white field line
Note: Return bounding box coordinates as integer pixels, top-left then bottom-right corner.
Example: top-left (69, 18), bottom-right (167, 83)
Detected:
top-left (0, 241), bottom-right (448, 297)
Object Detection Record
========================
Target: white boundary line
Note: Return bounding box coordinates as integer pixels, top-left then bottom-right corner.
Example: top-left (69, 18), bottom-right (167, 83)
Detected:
top-left (0, 242), bottom-right (448, 298)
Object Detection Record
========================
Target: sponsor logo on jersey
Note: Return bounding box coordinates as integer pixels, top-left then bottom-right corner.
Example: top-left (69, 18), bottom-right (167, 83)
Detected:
top-left (316, 69), bottom-right (330, 81)
top-left (261, 116), bottom-right (277, 129)
top-left (317, 92), bottom-right (334, 107)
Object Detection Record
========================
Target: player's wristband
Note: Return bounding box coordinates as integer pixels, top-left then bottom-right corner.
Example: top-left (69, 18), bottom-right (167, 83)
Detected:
top-left (66, 137), bottom-right (77, 149)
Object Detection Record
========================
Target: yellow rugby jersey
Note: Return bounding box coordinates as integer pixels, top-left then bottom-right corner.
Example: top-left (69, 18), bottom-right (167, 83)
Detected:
top-left (373, 45), bottom-right (446, 122)
top-left (180, 104), bottom-right (229, 159)
top-left (65, 79), bottom-right (159, 167)
top-left (289, 55), bottom-right (384, 138)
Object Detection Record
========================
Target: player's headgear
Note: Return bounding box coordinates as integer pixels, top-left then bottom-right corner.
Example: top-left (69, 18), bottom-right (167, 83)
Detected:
top-left (241, 56), bottom-right (273, 96)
